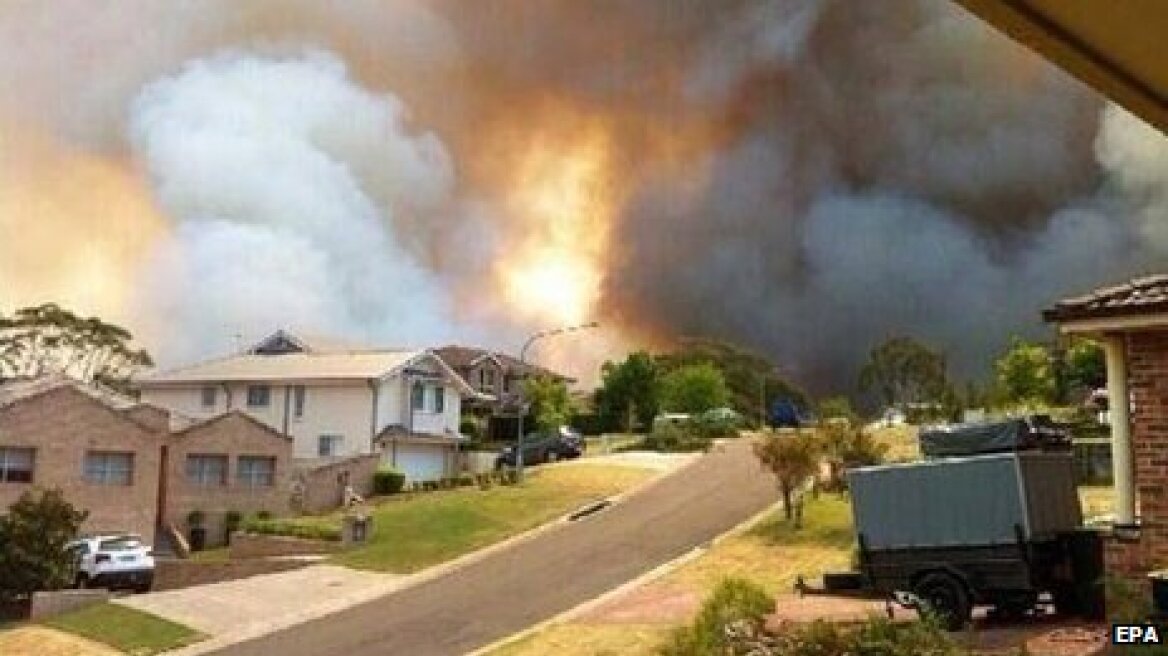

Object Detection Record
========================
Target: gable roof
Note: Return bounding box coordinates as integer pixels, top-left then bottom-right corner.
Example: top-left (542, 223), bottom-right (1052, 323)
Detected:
top-left (433, 345), bottom-right (574, 383)
top-left (1043, 274), bottom-right (1168, 324)
top-left (0, 374), bottom-right (137, 411)
top-left (173, 410), bottom-right (293, 442)
top-left (136, 330), bottom-right (484, 397)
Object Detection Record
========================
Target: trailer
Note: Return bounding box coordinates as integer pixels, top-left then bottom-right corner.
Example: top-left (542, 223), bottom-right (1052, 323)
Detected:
top-left (800, 417), bottom-right (1104, 630)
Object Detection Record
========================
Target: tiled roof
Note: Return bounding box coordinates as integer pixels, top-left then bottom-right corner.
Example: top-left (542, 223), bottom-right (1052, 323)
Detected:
top-left (433, 345), bottom-right (574, 382)
top-left (0, 374), bottom-right (137, 410)
top-left (1043, 274), bottom-right (1168, 323)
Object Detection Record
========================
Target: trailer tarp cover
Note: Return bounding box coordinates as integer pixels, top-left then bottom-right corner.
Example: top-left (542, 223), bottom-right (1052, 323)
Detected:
top-left (919, 415), bottom-right (1067, 457)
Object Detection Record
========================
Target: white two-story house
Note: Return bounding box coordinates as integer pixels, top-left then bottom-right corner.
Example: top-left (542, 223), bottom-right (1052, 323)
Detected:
top-left (136, 330), bottom-right (488, 482)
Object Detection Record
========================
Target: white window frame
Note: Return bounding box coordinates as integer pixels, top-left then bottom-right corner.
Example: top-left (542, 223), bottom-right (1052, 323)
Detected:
top-left (185, 453), bottom-right (228, 486)
top-left (293, 385), bottom-right (307, 419)
top-left (0, 446), bottom-right (34, 483)
top-left (411, 381), bottom-right (425, 411)
top-left (317, 435), bottom-right (344, 457)
top-left (237, 456), bottom-right (276, 488)
top-left (84, 451), bottom-right (134, 486)
top-left (247, 385), bottom-right (271, 408)
top-left (433, 386), bottom-right (445, 414)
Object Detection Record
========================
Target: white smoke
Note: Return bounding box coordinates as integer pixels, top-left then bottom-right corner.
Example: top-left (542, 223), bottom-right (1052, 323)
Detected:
top-left (130, 51), bottom-right (461, 361)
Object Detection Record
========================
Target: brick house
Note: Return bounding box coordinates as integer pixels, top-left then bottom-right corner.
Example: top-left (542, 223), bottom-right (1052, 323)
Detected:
top-left (0, 376), bottom-right (292, 548)
top-left (1044, 274), bottom-right (1168, 583)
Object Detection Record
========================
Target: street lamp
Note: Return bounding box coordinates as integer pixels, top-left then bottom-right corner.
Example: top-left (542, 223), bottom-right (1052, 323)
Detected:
top-left (515, 321), bottom-right (599, 481)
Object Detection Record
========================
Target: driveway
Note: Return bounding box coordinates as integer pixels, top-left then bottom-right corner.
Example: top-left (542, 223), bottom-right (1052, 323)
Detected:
top-left (210, 439), bottom-right (776, 656)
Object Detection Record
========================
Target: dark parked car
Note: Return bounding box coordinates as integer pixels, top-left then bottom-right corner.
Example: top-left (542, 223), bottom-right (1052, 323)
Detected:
top-left (496, 427), bottom-right (583, 469)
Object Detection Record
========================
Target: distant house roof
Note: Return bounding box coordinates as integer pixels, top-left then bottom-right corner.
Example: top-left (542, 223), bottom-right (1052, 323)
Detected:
top-left (434, 345), bottom-right (574, 383)
top-left (0, 374), bottom-right (137, 410)
top-left (1043, 274), bottom-right (1168, 324)
top-left (137, 330), bottom-right (483, 397)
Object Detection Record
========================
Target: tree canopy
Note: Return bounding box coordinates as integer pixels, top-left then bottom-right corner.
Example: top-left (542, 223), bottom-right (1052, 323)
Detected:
top-left (524, 375), bottom-right (572, 433)
top-left (659, 362), bottom-right (730, 414)
top-left (0, 303), bottom-right (153, 390)
top-left (753, 432), bottom-right (821, 521)
top-left (595, 350), bottom-right (660, 432)
top-left (656, 338), bottom-right (805, 426)
top-left (994, 337), bottom-right (1057, 409)
top-left (858, 336), bottom-right (948, 411)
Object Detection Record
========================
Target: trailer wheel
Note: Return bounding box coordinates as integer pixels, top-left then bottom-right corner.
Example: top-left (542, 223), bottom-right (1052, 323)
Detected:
top-left (914, 572), bottom-right (972, 631)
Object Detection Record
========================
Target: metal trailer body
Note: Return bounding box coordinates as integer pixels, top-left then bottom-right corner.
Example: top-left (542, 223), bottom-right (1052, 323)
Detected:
top-left (845, 452), bottom-right (1100, 627)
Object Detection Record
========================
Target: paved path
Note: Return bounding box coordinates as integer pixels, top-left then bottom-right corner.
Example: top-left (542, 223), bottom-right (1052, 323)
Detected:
top-left (118, 565), bottom-right (401, 637)
top-left (209, 440), bottom-right (776, 656)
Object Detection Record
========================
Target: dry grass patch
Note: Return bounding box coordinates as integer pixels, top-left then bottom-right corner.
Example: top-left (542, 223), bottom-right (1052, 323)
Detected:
top-left (663, 494), bottom-right (855, 596)
top-left (490, 623), bottom-right (669, 656)
top-left (868, 424), bottom-right (920, 462)
top-left (0, 625), bottom-right (121, 656)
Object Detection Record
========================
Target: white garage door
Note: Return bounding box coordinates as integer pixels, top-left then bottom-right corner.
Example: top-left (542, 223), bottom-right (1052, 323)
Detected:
top-left (391, 444), bottom-right (448, 482)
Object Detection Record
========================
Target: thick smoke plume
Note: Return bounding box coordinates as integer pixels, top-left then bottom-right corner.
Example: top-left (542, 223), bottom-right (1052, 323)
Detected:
top-left (0, 0), bottom-right (1165, 392)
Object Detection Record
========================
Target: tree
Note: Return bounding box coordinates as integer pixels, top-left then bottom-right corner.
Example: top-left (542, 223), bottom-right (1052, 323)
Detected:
top-left (858, 336), bottom-right (949, 412)
top-left (595, 351), bottom-right (660, 432)
top-left (0, 488), bottom-right (88, 600)
top-left (660, 362), bottom-right (729, 414)
top-left (1063, 338), bottom-right (1105, 392)
top-left (754, 432), bottom-right (821, 522)
top-left (0, 303), bottom-right (153, 390)
top-left (524, 375), bottom-right (571, 433)
top-left (655, 339), bottom-right (806, 428)
top-left (994, 337), bottom-right (1057, 409)
top-left (820, 421), bottom-right (889, 490)
top-left (817, 397), bottom-right (858, 424)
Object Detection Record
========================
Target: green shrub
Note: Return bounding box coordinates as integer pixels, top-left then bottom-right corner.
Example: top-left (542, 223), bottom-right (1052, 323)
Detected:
top-left (660, 578), bottom-right (773, 656)
top-left (186, 510), bottom-right (205, 528)
top-left (373, 468), bottom-right (406, 495)
top-left (457, 474), bottom-right (475, 487)
top-left (0, 488), bottom-right (88, 601)
top-left (644, 421), bottom-right (712, 453)
top-left (255, 510), bottom-right (273, 521)
top-left (459, 418), bottom-right (481, 439)
top-left (241, 517), bottom-right (341, 542)
top-left (224, 510), bottom-right (243, 535)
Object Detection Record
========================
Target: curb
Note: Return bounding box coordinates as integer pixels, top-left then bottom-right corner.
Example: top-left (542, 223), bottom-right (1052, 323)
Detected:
top-left (153, 454), bottom-right (704, 655)
top-left (464, 496), bottom-right (784, 656)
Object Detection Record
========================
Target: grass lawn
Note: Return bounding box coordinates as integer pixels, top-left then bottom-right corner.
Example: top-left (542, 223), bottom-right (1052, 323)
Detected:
top-left (41, 603), bottom-right (202, 655)
top-left (584, 434), bottom-right (646, 455)
top-left (319, 462), bottom-right (654, 572)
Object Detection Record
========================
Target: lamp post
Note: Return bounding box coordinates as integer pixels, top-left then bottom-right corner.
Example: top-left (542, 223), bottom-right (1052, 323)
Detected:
top-left (515, 321), bottom-right (599, 481)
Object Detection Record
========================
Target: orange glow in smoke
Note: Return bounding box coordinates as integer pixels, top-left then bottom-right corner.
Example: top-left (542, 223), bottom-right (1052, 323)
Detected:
top-left (497, 117), bottom-right (615, 328)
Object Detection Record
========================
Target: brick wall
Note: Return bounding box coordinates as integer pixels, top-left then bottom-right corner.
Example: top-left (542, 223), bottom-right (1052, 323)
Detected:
top-left (0, 386), bottom-right (162, 543)
top-left (1108, 330), bottom-right (1168, 580)
top-left (292, 454), bottom-right (379, 513)
top-left (165, 413), bottom-right (293, 548)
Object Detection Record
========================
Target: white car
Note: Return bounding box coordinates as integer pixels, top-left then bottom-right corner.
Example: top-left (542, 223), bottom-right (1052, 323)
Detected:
top-left (66, 534), bottom-right (155, 592)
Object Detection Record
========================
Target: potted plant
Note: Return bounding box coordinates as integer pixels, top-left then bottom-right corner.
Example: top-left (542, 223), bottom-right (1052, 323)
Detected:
top-left (224, 510), bottom-right (243, 545)
top-left (187, 510), bottom-right (206, 552)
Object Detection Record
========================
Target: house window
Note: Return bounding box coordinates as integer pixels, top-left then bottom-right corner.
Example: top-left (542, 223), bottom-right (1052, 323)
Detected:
top-left (411, 381), bottom-right (425, 411)
top-left (237, 456), bottom-right (276, 488)
top-left (434, 386), bottom-right (445, 413)
top-left (247, 385), bottom-right (271, 408)
top-left (293, 385), bottom-right (306, 419)
top-left (0, 447), bottom-right (34, 483)
top-left (485, 369), bottom-right (496, 388)
top-left (200, 386), bottom-right (217, 408)
top-left (318, 435), bottom-right (344, 457)
top-left (84, 451), bottom-right (134, 486)
top-left (185, 454), bottom-right (227, 486)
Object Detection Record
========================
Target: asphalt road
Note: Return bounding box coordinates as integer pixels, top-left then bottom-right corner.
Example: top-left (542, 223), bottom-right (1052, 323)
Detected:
top-left (212, 440), bottom-right (778, 656)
